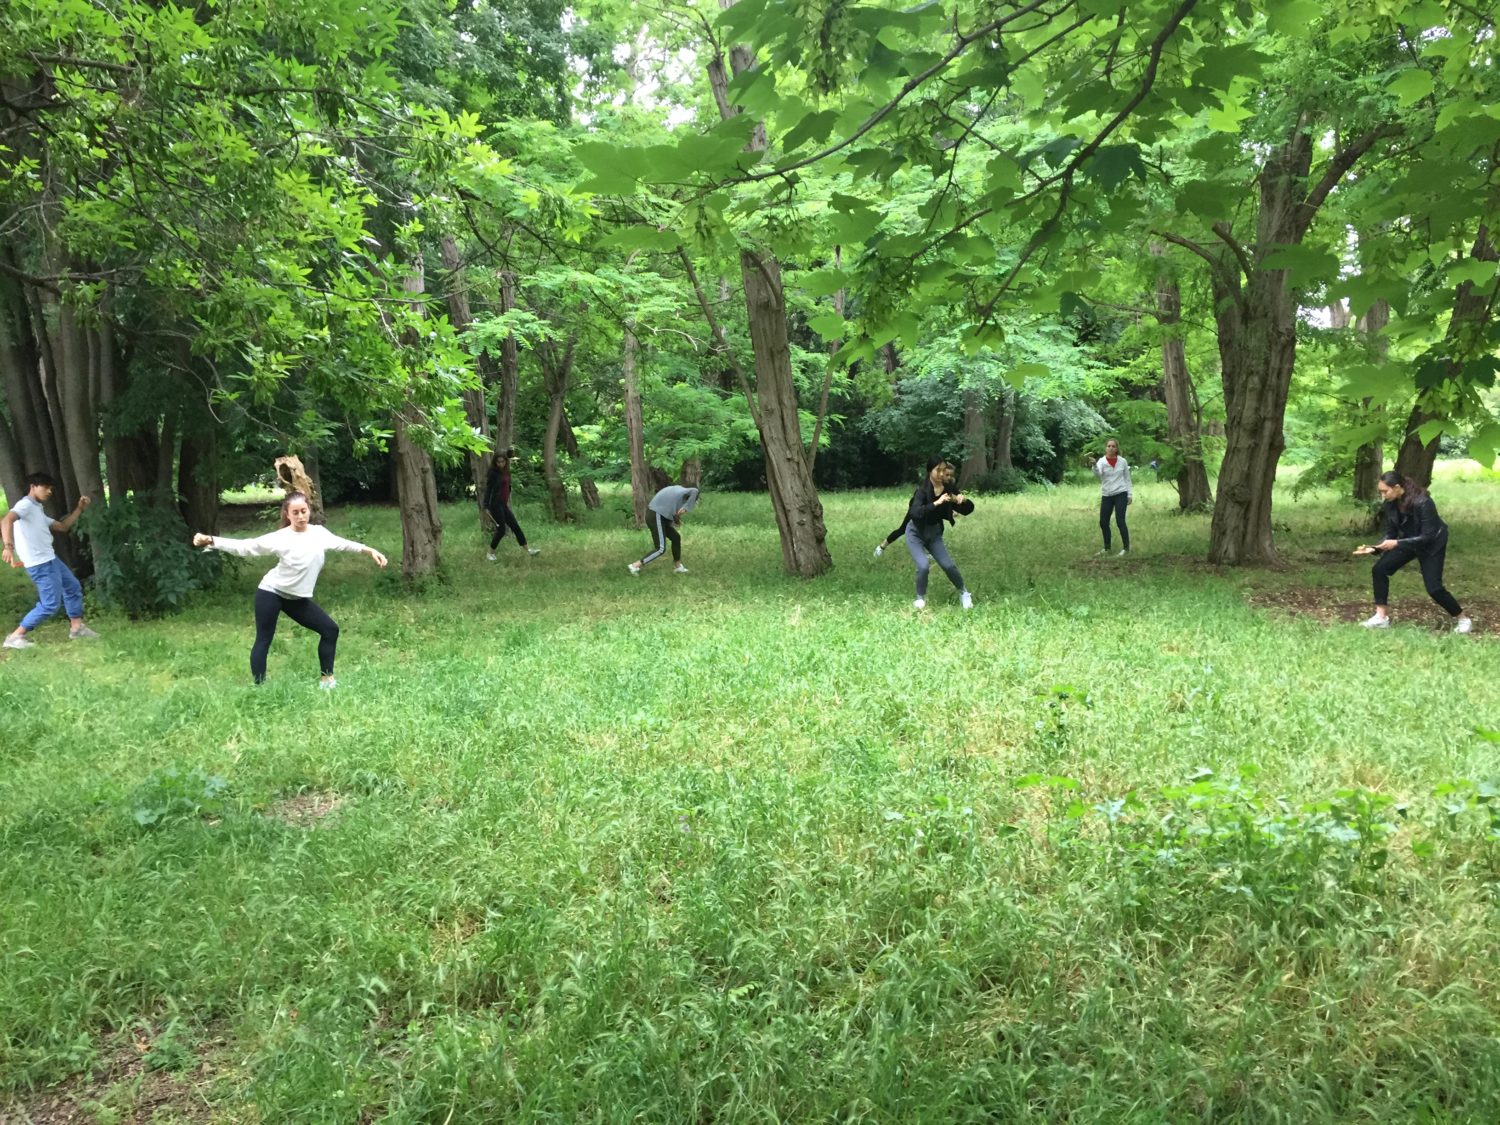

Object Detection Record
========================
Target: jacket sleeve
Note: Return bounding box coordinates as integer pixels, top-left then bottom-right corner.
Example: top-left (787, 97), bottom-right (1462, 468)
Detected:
top-left (1090, 458), bottom-right (1104, 479)
top-left (209, 533), bottom-right (279, 558)
top-left (907, 485), bottom-right (942, 522)
top-left (952, 496), bottom-right (975, 516)
top-left (1382, 502), bottom-right (1400, 541)
top-left (1398, 499), bottom-right (1444, 550)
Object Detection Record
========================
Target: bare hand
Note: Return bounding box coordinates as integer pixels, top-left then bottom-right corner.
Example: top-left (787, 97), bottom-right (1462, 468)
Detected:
top-left (2, 545), bottom-right (14, 567)
top-left (192, 533), bottom-right (213, 548)
top-left (370, 549), bottom-right (388, 569)
top-left (1126, 495), bottom-right (1133, 506)
top-left (1375, 539), bottom-right (1398, 552)
top-left (1352, 545), bottom-right (1376, 556)
top-left (75, 495), bottom-right (92, 512)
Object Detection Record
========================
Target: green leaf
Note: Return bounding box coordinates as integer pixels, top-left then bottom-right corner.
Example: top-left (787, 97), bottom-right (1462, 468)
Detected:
top-left (1447, 258), bottom-right (1499, 287)
top-left (1006, 362), bottom-right (1049, 388)
top-left (796, 269), bottom-right (850, 298)
top-left (1081, 144), bottom-right (1146, 191)
top-left (781, 109), bottom-right (840, 152)
top-left (598, 227), bottom-right (680, 253)
top-left (808, 311), bottom-right (846, 340)
top-left (1260, 244), bottom-right (1339, 285)
top-left (1388, 68), bottom-right (1435, 107)
top-left (1266, 0), bottom-right (1321, 36)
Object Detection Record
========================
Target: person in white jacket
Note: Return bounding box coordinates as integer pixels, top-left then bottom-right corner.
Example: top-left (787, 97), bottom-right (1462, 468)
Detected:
top-left (1086, 439), bottom-right (1133, 556)
top-left (193, 492), bottom-right (387, 688)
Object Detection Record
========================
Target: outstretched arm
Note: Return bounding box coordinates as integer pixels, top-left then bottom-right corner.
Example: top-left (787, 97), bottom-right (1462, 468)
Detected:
top-left (193, 532), bottom-right (278, 557)
top-left (48, 494), bottom-right (91, 535)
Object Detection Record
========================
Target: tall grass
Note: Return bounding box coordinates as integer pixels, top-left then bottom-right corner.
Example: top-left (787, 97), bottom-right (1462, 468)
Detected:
top-left (2, 468), bottom-right (1498, 1120)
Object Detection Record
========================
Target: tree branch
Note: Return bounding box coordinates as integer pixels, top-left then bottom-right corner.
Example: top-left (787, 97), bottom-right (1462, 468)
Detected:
top-left (1296, 123), bottom-right (1402, 237)
top-left (1210, 221), bottom-right (1254, 280)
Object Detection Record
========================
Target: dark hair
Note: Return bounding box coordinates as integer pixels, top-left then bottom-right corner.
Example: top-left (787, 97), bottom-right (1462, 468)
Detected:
top-left (926, 455), bottom-right (950, 473)
top-left (278, 491), bottom-right (311, 528)
top-left (24, 472), bottom-right (57, 490)
top-left (491, 448), bottom-right (515, 470)
top-left (1378, 471), bottom-right (1427, 511)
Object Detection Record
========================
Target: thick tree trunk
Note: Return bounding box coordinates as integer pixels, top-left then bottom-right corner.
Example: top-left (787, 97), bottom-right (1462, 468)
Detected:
top-left (0, 413), bottom-right (23, 503)
top-left (1154, 249), bottom-right (1211, 512)
top-left (1394, 227), bottom-right (1497, 486)
top-left (540, 337), bottom-right (576, 523)
top-left (439, 233), bottom-right (493, 495)
top-left (1352, 299), bottom-right (1388, 501)
top-left (0, 278), bottom-right (56, 485)
top-left (559, 408), bottom-right (600, 510)
top-left (991, 386), bottom-right (1015, 470)
top-left (178, 425), bottom-right (219, 534)
top-left (495, 270), bottom-right (520, 453)
top-left (622, 322), bottom-right (649, 527)
top-left (154, 405), bottom-right (178, 497)
top-left (958, 386), bottom-right (988, 488)
top-left (710, 26), bottom-right (831, 577)
top-left (394, 263), bottom-right (443, 578)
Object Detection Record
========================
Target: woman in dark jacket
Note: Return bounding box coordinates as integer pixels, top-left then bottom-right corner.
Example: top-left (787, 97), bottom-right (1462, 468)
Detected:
top-left (482, 450), bottom-right (540, 561)
top-left (904, 458), bottom-right (975, 610)
top-left (1355, 471), bottom-right (1471, 633)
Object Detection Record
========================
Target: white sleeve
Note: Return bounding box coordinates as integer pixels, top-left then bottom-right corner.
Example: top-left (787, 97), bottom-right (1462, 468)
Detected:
top-left (1091, 458), bottom-right (1104, 479)
top-left (210, 533), bottom-right (280, 558)
top-left (319, 528), bottom-right (368, 553)
top-left (1125, 461), bottom-right (1134, 493)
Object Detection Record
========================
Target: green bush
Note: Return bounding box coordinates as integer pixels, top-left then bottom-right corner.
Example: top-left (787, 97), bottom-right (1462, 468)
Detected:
top-left (80, 494), bottom-right (223, 618)
top-left (971, 465), bottom-right (1029, 493)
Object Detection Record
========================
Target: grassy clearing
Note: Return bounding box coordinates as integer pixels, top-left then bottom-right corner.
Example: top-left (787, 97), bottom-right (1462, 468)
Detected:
top-left (2, 467), bottom-right (1498, 1121)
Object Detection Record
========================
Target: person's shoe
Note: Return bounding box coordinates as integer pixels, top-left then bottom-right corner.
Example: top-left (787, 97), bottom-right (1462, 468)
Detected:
top-left (1454, 616), bottom-right (1473, 634)
top-left (912, 598), bottom-right (926, 610)
top-left (3, 633), bottom-right (34, 649)
top-left (486, 552), bottom-right (496, 561)
top-left (319, 677), bottom-right (337, 690)
top-left (1117, 549), bottom-right (1129, 557)
top-left (674, 563), bottom-right (689, 574)
top-left (960, 591), bottom-right (974, 610)
top-left (1361, 613), bottom-right (1389, 629)
top-left (627, 562), bottom-right (641, 576)
top-left (68, 625), bottom-right (99, 640)
top-left (1095, 548), bottom-right (1109, 556)
top-left (527, 547), bottom-right (541, 556)
top-left (873, 545), bottom-right (884, 558)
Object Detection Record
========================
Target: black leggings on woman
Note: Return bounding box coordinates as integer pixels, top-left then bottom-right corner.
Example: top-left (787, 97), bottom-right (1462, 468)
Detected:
top-left (488, 502), bottom-right (528, 550)
top-left (1099, 493), bottom-right (1130, 550)
top-left (1372, 540), bottom-right (1463, 616)
top-left (251, 588), bottom-right (339, 682)
top-left (641, 511), bottom-right (682, 566)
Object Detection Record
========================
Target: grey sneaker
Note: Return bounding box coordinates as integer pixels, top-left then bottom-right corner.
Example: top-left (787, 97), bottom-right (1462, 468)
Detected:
top-left (69, 625), bottom-right (100, 640)
top-left (674, 563), bottom-right (689, 574)
top-left (1361, 613), bottom-right (1389, 629)
top-left (3, 633), bottom-right (34, 649)
top-left (960, 591), bottom-right (973, 610)
top-left (527, 547), bottom-right (541, 556)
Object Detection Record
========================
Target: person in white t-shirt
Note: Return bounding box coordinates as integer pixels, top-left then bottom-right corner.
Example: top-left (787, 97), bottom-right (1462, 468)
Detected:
top-left (1085, 439), bottom-right (1133, 556)
top-left (2, 472), bottom-right (99, 649)
top-left (193, 492), bottom-right (387, 688)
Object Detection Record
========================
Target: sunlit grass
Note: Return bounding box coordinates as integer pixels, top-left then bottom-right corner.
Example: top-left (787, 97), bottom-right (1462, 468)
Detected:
top-left (2, 470), bottom-right (1498, 1120)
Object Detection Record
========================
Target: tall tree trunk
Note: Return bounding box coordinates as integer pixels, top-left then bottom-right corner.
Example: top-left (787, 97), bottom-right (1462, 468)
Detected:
top-left (394, 263), bottom-right (443, 578)
top-left (439, 233), bottom-right (493, 495)
top-left (30, 286), bottom-right (77, 513)
top-left (1154, 251), bottom-right (1211, 512)
top-left (958, 386), bottom-right (988, 488)
top-left (0, 413), bottom-right (23, 503)
top-left (708, 28), bottom-right (831, 577)
top-left (495, 270), bottom-right (520, 453)
top-left (991, 386), bottom-right (1015, 469)
top-left (1166, 116), bottom-right (1394, 565)
top-left (154, 404), bottom-right (178, 497)
top-left (622, 321), bottom-right (649, 527)
top-left (560, 407), bottom-right (600, 510)
top-left (0, 276), bottom-right (57, 487)
top-left (540, 336), bottom-right (577, 522)
top-left (1394, 226), bottom-right (1497, 486)
top-left (1352, 299), bottom-right (1388, 501)
top-left (178, 424), bottom-right (219, 534)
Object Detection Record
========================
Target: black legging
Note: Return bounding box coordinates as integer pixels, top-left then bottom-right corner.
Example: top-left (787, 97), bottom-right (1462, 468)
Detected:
top-left (1372, 540), bottom-right (1463, 616)
top-left (251, 588), bottom-right (339, 682)
top-left (641, 511), bottom-right (682, 565)
top-left (488, 502), bottom-right (528, 550)
top-left (1099, 493), bottom-right (1130, 550)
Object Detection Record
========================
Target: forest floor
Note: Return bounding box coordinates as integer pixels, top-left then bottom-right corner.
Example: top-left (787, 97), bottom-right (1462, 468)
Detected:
top-left (3, 464), bottom-right (1499, 1121)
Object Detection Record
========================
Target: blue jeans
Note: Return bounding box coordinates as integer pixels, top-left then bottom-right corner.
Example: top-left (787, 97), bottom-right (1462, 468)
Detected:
top-left (905, 524), bottom-right (965, 598)
top-left (20, 558), bottom-right (84, 631)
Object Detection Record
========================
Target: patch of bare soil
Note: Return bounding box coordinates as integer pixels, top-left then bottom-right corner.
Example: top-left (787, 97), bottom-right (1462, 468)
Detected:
top-left (1248, 589), bottom-right (1500, 635)
top-left (4, 1029), bottom-right (222, 1124)
top-left (263, 790), bottom-right (345, 827)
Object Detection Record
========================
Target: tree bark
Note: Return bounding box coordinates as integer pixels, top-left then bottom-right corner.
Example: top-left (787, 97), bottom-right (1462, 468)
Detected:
top-left (439, 233), bottom-right (493, 495)
top-left (958, 386), bottom-right (988, 488)
top-left (991, 386), bottom-right (1015, 470)
top-left (559, 407), bottom-right (600, 510)
top-left (622, 321), bottom-right (649, 527)
top-left (1352, 299), bottom-right (1388, 501)
top-left (178, 423), bottom-right (219, 534)
top-left (0, 413), bottom-right (23, 503)
top-left (540, 336), bottom-right (577, 522)
top-left (495, 269), bottom-right (520, 453)
top-left (1154, 250), bottom-right (1211, 512)
top-left (708, 23), bottom-right (831, 577)
top-left (1394, 226), bottom-right (1497, 486)
top-left (394, 263), bottom-right (443, 578)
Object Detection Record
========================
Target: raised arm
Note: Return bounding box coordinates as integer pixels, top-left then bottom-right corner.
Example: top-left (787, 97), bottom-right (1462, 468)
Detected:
top-left (49, 494), bottom-right (91, 534)
top-left (320, 528), bottom-right (387, 568)
top-left (194, 532), bottom-right (280, 557)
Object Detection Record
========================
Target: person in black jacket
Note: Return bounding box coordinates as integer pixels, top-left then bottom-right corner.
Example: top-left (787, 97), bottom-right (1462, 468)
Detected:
top-left (482, 450), bottom-right (540, 561)
top-left (1354, 471), bottom-right (1471, 633)
top-left (904, 458), bottom-right (975, 610)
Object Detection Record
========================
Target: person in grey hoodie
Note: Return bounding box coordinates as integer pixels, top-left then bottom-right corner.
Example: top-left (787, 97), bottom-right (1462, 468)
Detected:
top-left (1087, 438), bottom-right (1133, 555)
top-left (628, 484), bottom-right (700, 576)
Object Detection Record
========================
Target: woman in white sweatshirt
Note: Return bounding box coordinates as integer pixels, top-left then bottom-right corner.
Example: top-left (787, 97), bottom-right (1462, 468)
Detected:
top-left (193, 492), bottom-right (387, 687)
top-left (1087, 439), bottom-right (1133, 556)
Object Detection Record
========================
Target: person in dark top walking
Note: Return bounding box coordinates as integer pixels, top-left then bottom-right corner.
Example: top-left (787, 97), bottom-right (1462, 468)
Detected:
top-left (482, 450), bottom-right (540, 561)
top-left (628, 484), bottom-right (700, 576)
top-left (904, 458), bottom-right (975, 610)
top-left (1354, 471), bottom-right (1472, 633)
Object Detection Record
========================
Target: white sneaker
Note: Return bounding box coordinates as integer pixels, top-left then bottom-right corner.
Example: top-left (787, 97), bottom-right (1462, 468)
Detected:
top-left (486, 552), bottom-right (496, 562)
top-left (873, 545), bottom-right (884, 558)
top-left (527, 547), bottom-right (541, 556)
top-left (1361, 614), bottom-right (1389, 629)
top-left (1095, 548), bottom-right (1108, 556)
top-left (69, 625), bottom-right (100, 640)
top-left (1117, 549), bottom-right (1129, 557)
top-left (673, 563), bottom-right (688, 574)
top-left (960, 591), bottom-right (973, 610)
top-left (1454, 616), bottom-right (1473, 634)
top-left (912, 598), bottom-right (926, 610)
top-left (627, 562), bottom-right (641, 576)
top-left (319, 677), bottom-right (337, 690)
top-left (3, 633), bottom-right (34, 649)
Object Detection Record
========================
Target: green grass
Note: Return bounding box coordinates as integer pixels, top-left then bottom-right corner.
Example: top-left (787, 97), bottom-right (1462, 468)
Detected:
top-left (3, 467), bottom-right (1499, 1121)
